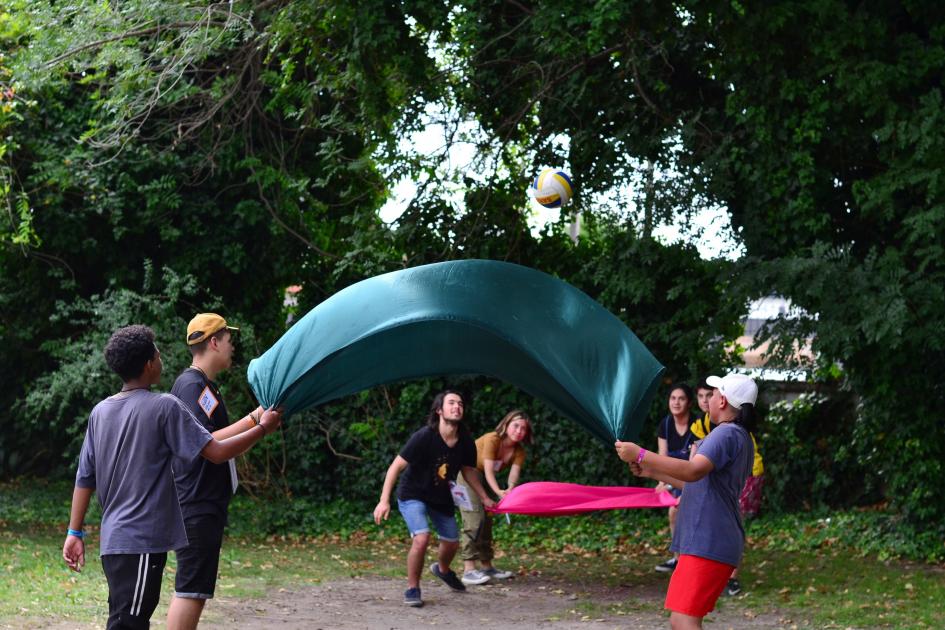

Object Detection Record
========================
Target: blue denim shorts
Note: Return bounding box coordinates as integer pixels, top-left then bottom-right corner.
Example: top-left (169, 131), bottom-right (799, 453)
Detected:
top-left (397, 499), bottom-right (459, 542)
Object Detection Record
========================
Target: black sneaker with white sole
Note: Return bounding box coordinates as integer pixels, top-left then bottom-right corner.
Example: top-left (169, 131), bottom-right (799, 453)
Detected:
top-left (654, 557), bottom-right (677, 573)
top-left (725, 577), bottom-right (742, 596)
top-left (430, 563), bottom-right (466, 591)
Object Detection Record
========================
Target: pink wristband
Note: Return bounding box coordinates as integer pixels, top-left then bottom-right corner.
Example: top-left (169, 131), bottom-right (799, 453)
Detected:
top-left (636, 448), bottom-right (647, 464)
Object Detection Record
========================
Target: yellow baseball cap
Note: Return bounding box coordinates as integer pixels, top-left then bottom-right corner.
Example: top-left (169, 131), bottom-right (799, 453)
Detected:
top-left (186, 313), bottom-right (239, 345)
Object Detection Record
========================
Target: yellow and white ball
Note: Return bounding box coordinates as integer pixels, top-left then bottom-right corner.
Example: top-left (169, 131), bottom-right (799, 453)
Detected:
top-left (530, 168), bottom-right (574, 209)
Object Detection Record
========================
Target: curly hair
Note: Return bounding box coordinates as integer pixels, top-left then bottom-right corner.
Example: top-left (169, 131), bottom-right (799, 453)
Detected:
top-left (104, 325), bottom-right (157, 382)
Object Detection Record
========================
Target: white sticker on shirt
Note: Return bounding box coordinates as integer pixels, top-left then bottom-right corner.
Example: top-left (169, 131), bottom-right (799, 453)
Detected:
top-left (229, 459), bottom-right (238, 494)
top-left (197, 386), bottom-right (219, 418)
top-left (449, 481), bottom-right (473, 511)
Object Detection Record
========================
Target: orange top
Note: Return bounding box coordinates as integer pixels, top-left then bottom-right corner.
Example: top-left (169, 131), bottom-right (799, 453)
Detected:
top-left (475, 431), bottom-right (526, 472)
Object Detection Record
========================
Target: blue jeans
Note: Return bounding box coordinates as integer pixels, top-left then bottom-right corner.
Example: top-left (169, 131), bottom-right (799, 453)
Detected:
top-left (397, 499), bottom-right (459, 542)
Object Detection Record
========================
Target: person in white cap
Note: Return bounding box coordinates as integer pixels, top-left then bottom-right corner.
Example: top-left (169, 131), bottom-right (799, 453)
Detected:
top-left (615, 372), bottom-right (757, 630)
top-left (688, 375), bottom-right (766, 596)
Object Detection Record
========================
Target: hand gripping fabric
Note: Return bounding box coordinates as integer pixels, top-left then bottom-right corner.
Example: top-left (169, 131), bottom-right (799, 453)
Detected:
top-left (247, 260), bottom-right (664, 444)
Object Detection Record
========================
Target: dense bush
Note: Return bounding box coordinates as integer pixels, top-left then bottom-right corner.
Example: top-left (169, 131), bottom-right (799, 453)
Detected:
top-left (760, 391), bottom-right (883, 514)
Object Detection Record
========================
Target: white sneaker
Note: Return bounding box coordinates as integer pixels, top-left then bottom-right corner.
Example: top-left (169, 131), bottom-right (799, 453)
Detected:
top-left (482, 566), bottom-right (514, 579)
top-left (461, 569), bottom-right (491, 585)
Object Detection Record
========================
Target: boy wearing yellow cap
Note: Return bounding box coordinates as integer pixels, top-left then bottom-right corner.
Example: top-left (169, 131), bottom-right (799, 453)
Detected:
top-left (62, 325), bottom-right (281, 630)
top-left (166, 314), bottom-right (268, 630)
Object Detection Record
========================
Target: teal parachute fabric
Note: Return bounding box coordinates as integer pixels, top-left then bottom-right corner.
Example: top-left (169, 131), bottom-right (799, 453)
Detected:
top-left (247, 260), bottom-right (664, 444)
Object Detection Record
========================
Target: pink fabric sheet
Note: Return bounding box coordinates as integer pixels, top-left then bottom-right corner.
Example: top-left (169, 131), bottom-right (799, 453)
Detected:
top-left (487, 481), bottom-right (678, 516)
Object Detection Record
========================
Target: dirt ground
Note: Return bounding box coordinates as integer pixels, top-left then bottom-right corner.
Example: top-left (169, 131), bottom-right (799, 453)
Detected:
top-left (19, 572), bottom-right (807, 630)
top-left (197, 574), bottom-right (800, 630)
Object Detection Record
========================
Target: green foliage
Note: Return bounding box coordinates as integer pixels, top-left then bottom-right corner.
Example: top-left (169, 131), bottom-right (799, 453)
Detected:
top-left (419, 0), bottom-right (945, 528)
top-left (0, 5), bottom-right (36, 251)
top-left (760, 392), bottom-right (881, 514)
top-left (5, 265), bottom-right (205, 474)
top-left (0, 478), bottom-right (101, 529)
top-left (3, 0), bottom-right (944, 532)
top-left (749, 510), bottom-right (945, 564)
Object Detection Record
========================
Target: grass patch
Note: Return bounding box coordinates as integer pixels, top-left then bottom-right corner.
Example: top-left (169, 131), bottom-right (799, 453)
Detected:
top-left (2, 478), bottom-right (943, 628)
top-left (742, 549), bottom-right (945, 628)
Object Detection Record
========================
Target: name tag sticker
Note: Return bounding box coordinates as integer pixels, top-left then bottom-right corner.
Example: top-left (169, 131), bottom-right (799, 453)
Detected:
top-left (197, 386), bottom-right (219, 418)
top-left (449, 481), bottom-right (474, 511)
top-left (229, 460), bottom-right (238, 494)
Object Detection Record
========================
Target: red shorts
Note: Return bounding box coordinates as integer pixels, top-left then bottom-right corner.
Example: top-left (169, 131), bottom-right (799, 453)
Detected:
top-left (664, 554), bottom-right (734, 617)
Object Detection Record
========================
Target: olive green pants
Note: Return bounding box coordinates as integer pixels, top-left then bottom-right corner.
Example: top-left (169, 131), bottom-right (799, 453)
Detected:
top-left (457, 470), bottom-right (494, 563)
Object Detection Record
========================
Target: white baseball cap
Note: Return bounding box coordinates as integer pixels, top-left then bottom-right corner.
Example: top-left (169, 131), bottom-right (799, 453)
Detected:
top-left (705, 373), bottom-right (758, 409)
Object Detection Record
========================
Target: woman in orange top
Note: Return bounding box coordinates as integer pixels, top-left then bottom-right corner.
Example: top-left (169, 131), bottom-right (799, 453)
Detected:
top-left (457, 409), bottom-right (533, 585)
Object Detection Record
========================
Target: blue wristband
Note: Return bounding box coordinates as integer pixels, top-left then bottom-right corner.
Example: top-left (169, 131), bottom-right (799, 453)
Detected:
top-left (67, 528), bottom-right (84, 538)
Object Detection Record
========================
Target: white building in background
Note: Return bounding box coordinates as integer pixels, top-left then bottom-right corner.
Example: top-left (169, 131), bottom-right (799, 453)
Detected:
top-left (736, 296), bottom-right (814, 381)
top-left (283, 284), bottom-right (302, 326)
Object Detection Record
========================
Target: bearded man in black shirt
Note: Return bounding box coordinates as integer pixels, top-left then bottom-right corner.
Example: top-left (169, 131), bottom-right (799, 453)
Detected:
top-left (373, 390), bottom-right (494, 608)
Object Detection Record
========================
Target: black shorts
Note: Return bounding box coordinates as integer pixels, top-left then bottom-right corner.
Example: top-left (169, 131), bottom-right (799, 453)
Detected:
top-left (102, 552), bottom-right (167, 630)
top-left (174, 514), bottom-right (225, 599)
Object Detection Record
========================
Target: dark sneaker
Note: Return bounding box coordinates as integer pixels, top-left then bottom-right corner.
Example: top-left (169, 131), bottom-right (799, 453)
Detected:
top-left (654, 557), bottom-right (677, 573)
top-left (404, 586), bottom-right (423, 607)
top-left (430, 563), bottom-right (466, 592)
top-left (461, 569), bottom-right (491, 585)
top-left (725, 578), bottom-right (742, 596)
top-left (482, 566), bottom-right (514, 579)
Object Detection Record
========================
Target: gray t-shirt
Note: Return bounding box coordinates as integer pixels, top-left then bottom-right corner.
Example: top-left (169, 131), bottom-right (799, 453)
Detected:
top-left (75, 390), bottom-right (214, 555)
top-left (670, 422), bottom-right (753, 566)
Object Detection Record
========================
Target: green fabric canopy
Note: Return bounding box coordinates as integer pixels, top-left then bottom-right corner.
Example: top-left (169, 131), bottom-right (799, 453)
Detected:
top-left (247, 260), bottom-right (664, 444)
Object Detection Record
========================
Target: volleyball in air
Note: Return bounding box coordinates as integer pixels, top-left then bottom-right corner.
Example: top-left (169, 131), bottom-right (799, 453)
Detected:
top-left (530, 168), bottom-right (574, 209)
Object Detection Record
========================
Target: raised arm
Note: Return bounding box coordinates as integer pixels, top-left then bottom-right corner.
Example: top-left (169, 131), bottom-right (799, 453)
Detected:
top-left (211, 405), bottom-right (265, 440)
top-left (616, 441), bottom-right (714, 484)
top-left (200, 407), bottom-right (282, 463)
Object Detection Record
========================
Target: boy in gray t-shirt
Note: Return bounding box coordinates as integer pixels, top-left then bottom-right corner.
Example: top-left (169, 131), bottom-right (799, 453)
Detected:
top-left (63, 325), bottom-right (282, 629)
top-left (616, 372), bottom-right (758, 627)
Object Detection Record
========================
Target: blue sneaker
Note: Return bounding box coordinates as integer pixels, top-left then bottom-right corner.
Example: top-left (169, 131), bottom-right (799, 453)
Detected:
top-left (430, 563), bottom-right (466, 592)
top-left (404, 586), bottom-right (423, 607)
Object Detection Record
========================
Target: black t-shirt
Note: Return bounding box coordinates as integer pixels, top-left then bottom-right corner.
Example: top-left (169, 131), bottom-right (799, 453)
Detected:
top-left (170, 368), bottom-right (233, 522)
top-left (658, 413), bottom-right (698, 461)
top-left (396, 425), bottom-right (477, 512)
